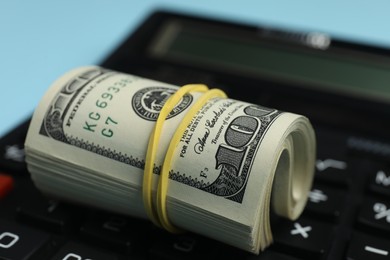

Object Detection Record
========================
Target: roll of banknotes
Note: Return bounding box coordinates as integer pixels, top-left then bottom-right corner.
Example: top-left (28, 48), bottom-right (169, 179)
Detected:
top-left (24, 66), bottom-right (316, 254)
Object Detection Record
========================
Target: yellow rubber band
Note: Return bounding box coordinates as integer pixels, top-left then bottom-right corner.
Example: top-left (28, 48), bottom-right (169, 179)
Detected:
top-left (143, 84), bottom-right (209, 227)
top-left (156, 88), bottom-right (227, 233)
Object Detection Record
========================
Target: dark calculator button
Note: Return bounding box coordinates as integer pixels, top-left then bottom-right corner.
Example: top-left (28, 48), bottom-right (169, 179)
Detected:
top-left (347, 136), bottom-right (390, 161)
top-left (0, 119), bottom-right (29, 173)
top-left (358, 197), bottom-right (390, 234)
top-left (50, 241), bottom-right (118, 260)
top-left (0, 219), bottom-right (50, 260)
top-left (80, 212), bottom-right (148, 254)
top-left (245, 250), bottom-right (303, 260)
top-left (346, 232), bottom-right (390, 260)
top-left (368, 168), bottom-right (390, 197)
top-left (148, 230), bottom-right (217, 260)
top-left (305, 184), bottom-right (345, 221)
top-left (0, 173), bottom-right (13, 199)
top-left (314, 158), bottom-right (349, 185)
top-left (17, 195), bottom-right (82, 233)
top-left (272, 217), bottom-right (333, 258)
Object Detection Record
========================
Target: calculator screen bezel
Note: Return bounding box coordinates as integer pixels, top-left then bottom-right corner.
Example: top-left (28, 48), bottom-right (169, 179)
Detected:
top-left (100, 9), bottom-right (390, 137)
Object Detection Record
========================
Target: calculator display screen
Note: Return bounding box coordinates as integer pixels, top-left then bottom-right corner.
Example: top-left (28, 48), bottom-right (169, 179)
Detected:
top-left (149, 20), bottom-right (390, 103)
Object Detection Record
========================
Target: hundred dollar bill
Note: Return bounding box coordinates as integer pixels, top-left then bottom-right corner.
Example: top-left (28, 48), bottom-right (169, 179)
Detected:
top-left (24, 66), bottom-right (316, 254)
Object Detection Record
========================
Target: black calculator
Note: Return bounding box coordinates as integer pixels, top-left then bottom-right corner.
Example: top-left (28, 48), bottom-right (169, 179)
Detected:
top-left (1, 9), bottom-right (390, 260)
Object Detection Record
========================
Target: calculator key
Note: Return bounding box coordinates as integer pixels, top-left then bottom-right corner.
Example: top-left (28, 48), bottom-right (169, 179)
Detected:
top-left (148, 230), bottom-right (217, 260)
top-left (272, 217), bottom-right (333, 258)
top-left (17, 193), bottom-right (83, 233)
top-left (245, 250), bottom-right (303, 260)
top-left (50, 241), bottom-right (118, 260)
top-left (305, 184), bottom-right (345, 221)
top-left (346, 232), bottom-right (390, 260)
top-left (0, 119), bottom-right (29, 173)
top-left (80, 212), bottom-right (148, 254)
top-left (0, 173), bottom-right (13, 199)
top-left (314, 158), bottom-right (349, 185)
top-left (0, 219), bottom-right (50, 260)
top-left (347, 136), bottom-right (390, 161)
top-left (358, 197), bottom-right (390, 234)
top-left (368, 169), bottom-right (390, 197)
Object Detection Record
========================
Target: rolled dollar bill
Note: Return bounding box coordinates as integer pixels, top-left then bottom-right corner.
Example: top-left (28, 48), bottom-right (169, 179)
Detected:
top-left (24, 66), bottom-right (316, 254)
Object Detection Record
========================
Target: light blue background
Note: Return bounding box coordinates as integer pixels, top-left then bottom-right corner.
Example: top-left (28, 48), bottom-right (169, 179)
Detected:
top-left (1, 0), bottom-right (390, 137)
